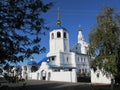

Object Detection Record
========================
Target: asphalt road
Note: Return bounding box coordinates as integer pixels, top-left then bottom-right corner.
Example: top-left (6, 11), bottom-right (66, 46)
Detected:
top-left (25, 80), bottom-right (92, 90)
top-left (0, 80), bottom-right (120, 90)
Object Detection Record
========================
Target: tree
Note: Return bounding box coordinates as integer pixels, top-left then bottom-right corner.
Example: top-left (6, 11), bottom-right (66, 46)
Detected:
top-left (0, 0), bottom-right (53, 64)
top-left (88, 6), bottom-right (120, 77)
top-left (31, 66), bottom-right (38, 72)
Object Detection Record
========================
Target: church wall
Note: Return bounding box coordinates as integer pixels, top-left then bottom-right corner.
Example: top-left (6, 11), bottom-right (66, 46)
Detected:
top-left (28, 72), bottom-right (38, 80)
top-left (70, 53), bottom-right (76, 67)
top-left (26, 63), bottom-right (77, 83)
top-left (47, 52), bottom-right (61, 66)
top-left (48, 51), bottom-right (91, 75)
top-left (49, 37), bottom-right (64, 53)
top-left (75, 54), bottom-right (90, 75)
top-left (91, 69), bottom-right (111, 84)
top-left (54, 52), bottom-right (61, 66)
top-left (71, 43), bottom-right (81, 54)
top-left (59, 52), bottom-right (74, 67)
top-left (47, 52), bottom-right (74, 67)
top-left (80, 42), bottom-right (89, 54)
top-left (81, 45), bottom-right (86, 54)
top-left (48, 56), bottom-right (57, 66)
top-left (63, 30), bottom-right (70, 52)
top-left (49, 39), bottom-right (56, 53)
top-left (55, 39), bottom-right (64, 52)
top-left (50, 70), bottom-right (77, 83)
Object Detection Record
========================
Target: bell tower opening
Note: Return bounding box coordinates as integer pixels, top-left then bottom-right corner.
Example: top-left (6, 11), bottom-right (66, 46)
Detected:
top-left (57, 32), bottom-right (61, 38)
top-left (64, 32), bottom-right (67, 38)
top-left (51, 33), bottom-right (54, 39)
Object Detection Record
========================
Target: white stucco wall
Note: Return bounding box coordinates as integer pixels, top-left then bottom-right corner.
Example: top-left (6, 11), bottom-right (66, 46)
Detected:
top-left (91, 69), bottom-right (111, 84)
top-left (60, 52), bottom-right (73, 67)
top-left (26, 61), bottom-right (77, 83)
top-left (29, 72), bottom-right (37, 80)
top-left (50, 70), bottom-right (77, 83)
top-left (47, 49), bottom-right (90, 75)
top-left (47, 52), bottom-right (61, 66)
top-left (74, 54), bottom-right (90, 74)
top-left (70, 52), bottom-right (76, 67)
top-left (27, 69), bottom-right (77, 83)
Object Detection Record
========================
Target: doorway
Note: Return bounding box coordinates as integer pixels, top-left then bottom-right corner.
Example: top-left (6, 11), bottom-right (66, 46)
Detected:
top-left (41, 70), bottom-right (46, 80)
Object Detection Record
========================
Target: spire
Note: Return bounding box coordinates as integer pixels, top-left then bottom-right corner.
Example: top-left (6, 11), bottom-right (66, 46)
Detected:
top-left (78, 25), bottom-right (84, 42)
top-left (78, 25), bottom-right (82, 31)
top-left (57, 7), bottom-right (61, 26)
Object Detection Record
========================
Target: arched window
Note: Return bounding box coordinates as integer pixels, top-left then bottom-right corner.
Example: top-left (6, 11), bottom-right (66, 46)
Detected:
top-left (57, 32), bottom-right (61, 38)
top-left (64, 32), bottom-right (67, 38)
top-left (81, 57), bottom-right (83, 62)
top-left (84, 58), bottom-right (86, 62)
top-left (78, 57), bottom-right (79, 62)
top-left (67, 57), bottom-right (68, 62)
top-left (76, 47), bottom-right (78, 49)
top-left (51, 33), bottom-right (54, 39)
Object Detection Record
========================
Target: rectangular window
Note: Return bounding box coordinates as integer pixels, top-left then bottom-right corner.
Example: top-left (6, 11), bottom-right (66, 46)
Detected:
top-left (67, 57), bottom-right (68, 63)
top-left (81, 57), bottom-right (83, 62)
top-left (84, 58), bottom-right (86, 62)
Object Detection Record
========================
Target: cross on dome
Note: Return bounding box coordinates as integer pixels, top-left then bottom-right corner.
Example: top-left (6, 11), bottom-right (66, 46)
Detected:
top-left (57, 7), bottom-right (61, 26)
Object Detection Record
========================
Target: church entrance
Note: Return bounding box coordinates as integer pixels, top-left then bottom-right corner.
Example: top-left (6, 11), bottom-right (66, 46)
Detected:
top-left (41, 70), bottom-right (46, 80)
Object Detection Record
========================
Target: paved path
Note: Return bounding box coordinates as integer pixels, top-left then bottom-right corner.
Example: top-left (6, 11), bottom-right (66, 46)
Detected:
top-left (25, 80), bottom-right (92, 90)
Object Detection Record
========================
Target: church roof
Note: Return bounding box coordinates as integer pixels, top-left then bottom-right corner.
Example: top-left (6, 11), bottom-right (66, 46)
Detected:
top-left (27, 61), bottom-right (37, 65)
top-left (49, 66), bottom-right (76, 69)
top-left (52, 26), bottom-right (67, 31)
top-left (37, 56), bottom-right (52, 65)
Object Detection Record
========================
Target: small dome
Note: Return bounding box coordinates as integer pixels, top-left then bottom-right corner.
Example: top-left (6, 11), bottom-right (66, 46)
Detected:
top-left (27, 61), bottom-right (37, 65)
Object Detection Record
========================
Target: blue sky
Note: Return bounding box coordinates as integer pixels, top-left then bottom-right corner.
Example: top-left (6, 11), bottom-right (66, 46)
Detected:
top-left (20, 0), bottom-right (120, 65)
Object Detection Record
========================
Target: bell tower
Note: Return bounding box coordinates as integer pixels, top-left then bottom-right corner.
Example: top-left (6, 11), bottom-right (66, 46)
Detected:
top-left (48, 8), bottom-right (70, 55)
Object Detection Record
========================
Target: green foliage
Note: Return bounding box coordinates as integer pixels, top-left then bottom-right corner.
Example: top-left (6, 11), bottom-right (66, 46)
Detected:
top-left (0, 0), bottom-right (53, 64)
top-left (88, 6), bottom-right (120, 76)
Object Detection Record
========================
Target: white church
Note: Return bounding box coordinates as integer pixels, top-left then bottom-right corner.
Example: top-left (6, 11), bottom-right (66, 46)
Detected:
top-left (21, 9), bottom-right (91, 83)
top-left (21, 9), bottom-right (112, 84)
